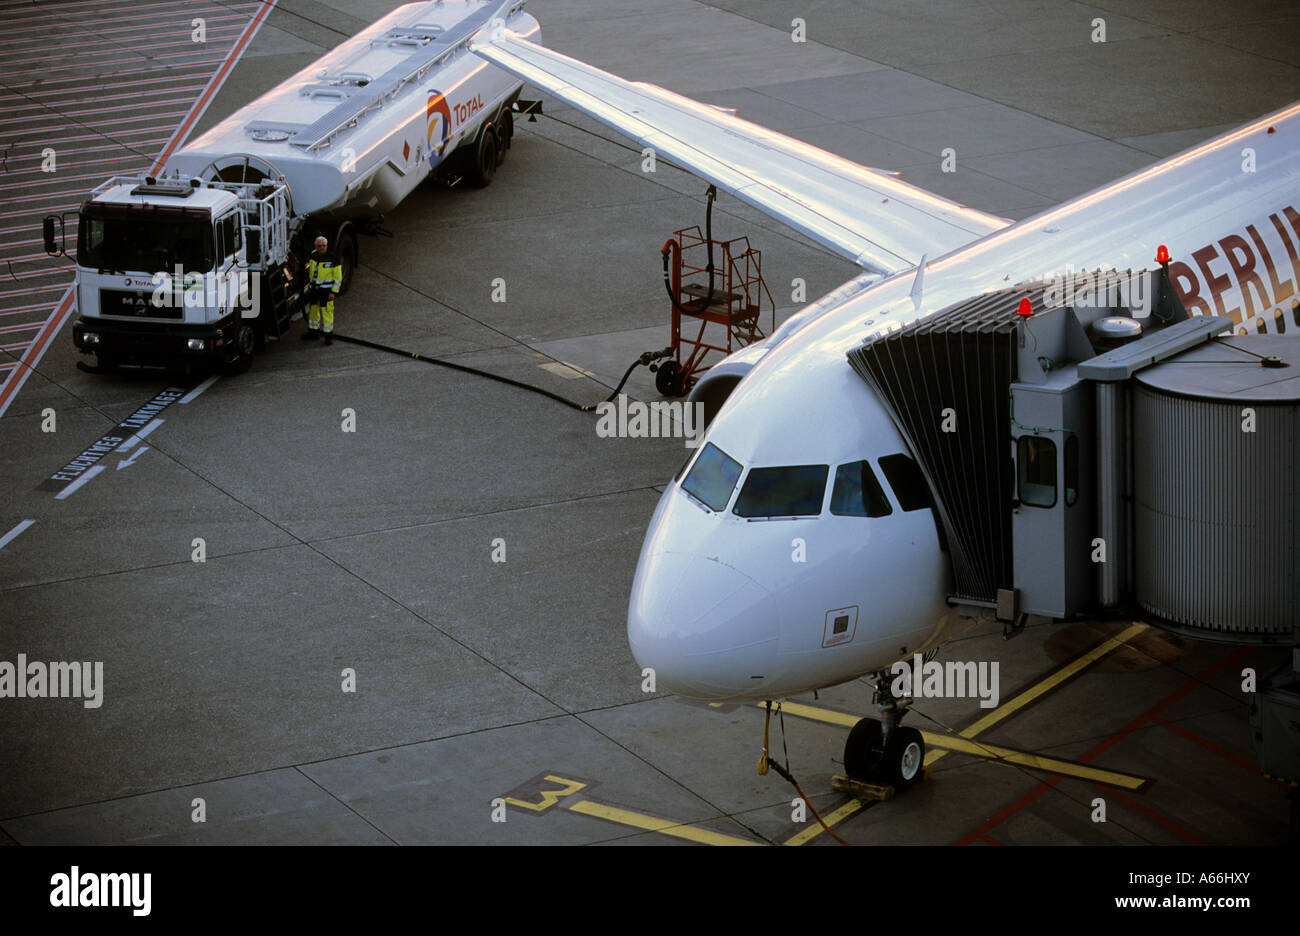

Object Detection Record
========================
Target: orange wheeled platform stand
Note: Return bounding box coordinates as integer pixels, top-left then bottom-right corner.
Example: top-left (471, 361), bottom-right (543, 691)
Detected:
top-left (658, 224), bottom-right (774, 396)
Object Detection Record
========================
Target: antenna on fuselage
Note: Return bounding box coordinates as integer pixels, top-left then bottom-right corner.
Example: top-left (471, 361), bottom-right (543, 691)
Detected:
top-left (909, 254), bottom-right (928, 309)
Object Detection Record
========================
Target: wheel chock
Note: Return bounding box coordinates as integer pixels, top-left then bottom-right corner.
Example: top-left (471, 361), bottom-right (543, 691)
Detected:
top-left (831, 773), bottom-right (895, 801)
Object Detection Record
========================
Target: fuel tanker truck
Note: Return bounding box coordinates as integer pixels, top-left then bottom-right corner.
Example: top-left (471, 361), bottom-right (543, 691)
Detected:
top-left (44, 0), bottom-right (538, 372)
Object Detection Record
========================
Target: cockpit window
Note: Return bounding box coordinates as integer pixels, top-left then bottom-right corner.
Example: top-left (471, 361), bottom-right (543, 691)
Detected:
top-left (733, 465), bottom-right (828, 518)
top-left (830, 460), bottom-right (892, 517)
top-left (878, 453), bottom-right (932, 511)
top-left (680, 442), bottom-right (742, 511)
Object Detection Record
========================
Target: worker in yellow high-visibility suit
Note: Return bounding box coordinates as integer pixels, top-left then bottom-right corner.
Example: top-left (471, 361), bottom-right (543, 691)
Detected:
top-left (302, 236), bottom-right (342, 345)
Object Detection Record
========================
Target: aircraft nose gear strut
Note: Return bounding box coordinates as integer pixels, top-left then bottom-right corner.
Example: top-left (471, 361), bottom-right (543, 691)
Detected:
top-left (842, 673), bottom-right (927, 790)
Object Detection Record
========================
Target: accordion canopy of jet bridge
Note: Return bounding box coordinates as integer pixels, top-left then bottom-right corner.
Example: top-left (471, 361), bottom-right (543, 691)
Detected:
top-left (846, 286), bottom-right (1028, 607)
top-left (849, 269), bottom-right (1297, 645)
top-left (845, 267), bottom-right (1186, 614)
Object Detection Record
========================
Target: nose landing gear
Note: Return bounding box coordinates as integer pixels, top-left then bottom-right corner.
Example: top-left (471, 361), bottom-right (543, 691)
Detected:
top-left (842, 676), bottom-right (927, 790)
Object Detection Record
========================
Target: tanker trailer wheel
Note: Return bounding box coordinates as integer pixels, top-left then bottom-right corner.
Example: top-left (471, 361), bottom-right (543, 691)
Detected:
top-left (496, 108), bottom-right (512, 166)
top-left (471, 124), bottom-right (498, 188)
top-left (335, 229), bottom-right (357, 295)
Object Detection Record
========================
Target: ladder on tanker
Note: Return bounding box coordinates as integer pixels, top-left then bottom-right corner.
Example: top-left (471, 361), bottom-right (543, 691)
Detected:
top-left (236, 182), bottom-right (299, 343)
top-left (258, 266), bottom-right (300, 343)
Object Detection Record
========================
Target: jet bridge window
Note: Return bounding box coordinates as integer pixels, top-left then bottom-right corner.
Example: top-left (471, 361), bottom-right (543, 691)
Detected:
top-left (733, 465), bottom-right (828, 518)
top-left (878, 453), bottom-right (932, 511)
top-left (681, 442), bottom-right (742, 511)
top-left (830, 461), bottom-right (892, 517)
top-left (1017, 436), bottom-right (1057, 508)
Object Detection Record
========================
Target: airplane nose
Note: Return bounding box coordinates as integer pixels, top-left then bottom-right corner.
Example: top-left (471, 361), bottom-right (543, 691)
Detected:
top-left (627, 550), bottom-right (777, 699)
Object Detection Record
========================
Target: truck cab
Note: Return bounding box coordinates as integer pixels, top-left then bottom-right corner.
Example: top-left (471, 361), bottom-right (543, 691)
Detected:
top-left (45, 0), bottom-right (538, 375)
top-left (65, 178), bottom-right (256, 370)
top-left (55, 175), bottom-right (288, 372)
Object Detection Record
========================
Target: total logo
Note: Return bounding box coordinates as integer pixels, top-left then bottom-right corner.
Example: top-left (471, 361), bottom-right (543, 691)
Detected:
top-left (427, 90), bottom-right (453, 165)
top-left (452, 94), bottom-right (483, 125)
top-left (426, 90), bottom-right (485, 167)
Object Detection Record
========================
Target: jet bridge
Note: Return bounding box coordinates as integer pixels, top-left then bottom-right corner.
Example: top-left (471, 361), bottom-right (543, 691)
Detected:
top-left (848, 257), bottom-right (1300, 791)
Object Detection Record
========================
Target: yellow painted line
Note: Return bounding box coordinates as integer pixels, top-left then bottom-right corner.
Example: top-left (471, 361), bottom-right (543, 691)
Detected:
top-left (734, 624), bottom-right (1151, 836)
top-left (926, 621), bottom-right (1147, 767)
top-left (959, 622), bottom-right (1149, 739)
top-left (774, 699), bottom-right (857, 727)
top-left (922, 733), bottom-right (1145, 789)
top-left (781, 798), bottom-right (863, 846)
top-left (770, 701), bottom-right (1144, 788)
top-left (568, 800), bottom-right (761, 846)
top-left (503, 775), bottom-right (588, 812)
top-left (773, 623), bottom-right (1147, 766)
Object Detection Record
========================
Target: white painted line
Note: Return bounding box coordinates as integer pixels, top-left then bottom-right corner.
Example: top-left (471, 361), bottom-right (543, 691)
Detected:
top-left (116, 445), bottom-right (148, 470)
top-left (0, 519), bottom-right (35, 551)
top-left (135, 418), bottom-right (164, 441)
top-left (116, 417), bottom-right (164, 451)
top-left (179, 375), bottom-right (220, 404)
top-left (54, 464), bottom-right (104, 499)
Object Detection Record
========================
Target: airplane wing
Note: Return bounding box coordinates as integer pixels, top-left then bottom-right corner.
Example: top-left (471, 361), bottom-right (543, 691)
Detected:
top-left (470, 26), bottom-right (1010, 275)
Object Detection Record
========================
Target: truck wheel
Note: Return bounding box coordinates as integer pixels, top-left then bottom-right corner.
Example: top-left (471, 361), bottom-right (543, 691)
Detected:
top-left (336, 229), bottom-right (357, 295)
top-left (472, 125), bottom-right (497, 188)
top-left (227, 324), bottom-right (255, 373)
top-left (497, 108), bottom-right (512, 166)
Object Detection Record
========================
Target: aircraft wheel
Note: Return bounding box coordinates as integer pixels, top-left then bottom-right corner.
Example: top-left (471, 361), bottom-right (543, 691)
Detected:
top-left (883, 726), bottom-right (925, 789)
top-left (843, 717), bottom-right (884, 780)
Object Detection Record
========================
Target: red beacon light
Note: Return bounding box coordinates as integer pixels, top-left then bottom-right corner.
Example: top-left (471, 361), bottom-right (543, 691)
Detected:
top-left (1016, 296), bottom-right (1033, 317)
top-left (1155, 244), bottom-right (1171, 264)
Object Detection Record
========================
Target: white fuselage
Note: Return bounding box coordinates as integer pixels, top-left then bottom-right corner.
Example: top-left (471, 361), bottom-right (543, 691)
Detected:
top-left (629, 102), bottom-right (1300, 701)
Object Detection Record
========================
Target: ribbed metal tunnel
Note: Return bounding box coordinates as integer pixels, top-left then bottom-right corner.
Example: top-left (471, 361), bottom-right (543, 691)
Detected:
top-left (1132, 374), bottom-right (1299, 640)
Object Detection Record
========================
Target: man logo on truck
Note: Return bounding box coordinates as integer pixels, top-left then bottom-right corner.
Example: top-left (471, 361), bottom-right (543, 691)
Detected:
top-left (427, 90), bottom-right (453, 165)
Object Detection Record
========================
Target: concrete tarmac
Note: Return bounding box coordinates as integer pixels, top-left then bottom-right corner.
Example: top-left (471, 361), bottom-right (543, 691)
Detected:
top-left (1, 0), bottom-right (1296, 845)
